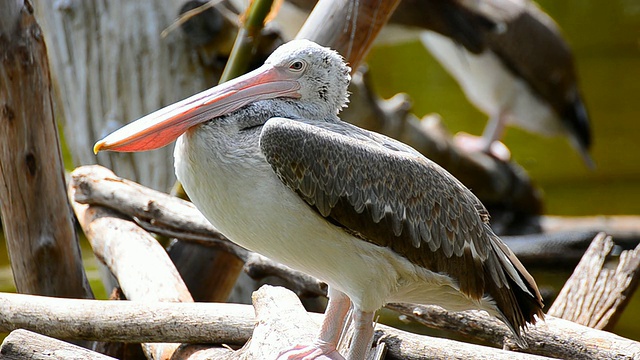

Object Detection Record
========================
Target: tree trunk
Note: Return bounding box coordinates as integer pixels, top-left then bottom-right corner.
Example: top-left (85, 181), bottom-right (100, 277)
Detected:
top-left (0, 0), bottom-right (92, 299)
top-left (32, 0), bottom-right (247, 303)
top-left (32, 0), bottom-right (216, 192)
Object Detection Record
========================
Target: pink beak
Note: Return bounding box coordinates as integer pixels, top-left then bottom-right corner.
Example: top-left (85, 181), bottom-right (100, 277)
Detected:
top-left (94, 65), bottom-right (301, 153)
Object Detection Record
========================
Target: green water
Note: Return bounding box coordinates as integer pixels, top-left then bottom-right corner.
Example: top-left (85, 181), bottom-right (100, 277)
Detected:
top-left (1, 0), bottom-right (639, 346)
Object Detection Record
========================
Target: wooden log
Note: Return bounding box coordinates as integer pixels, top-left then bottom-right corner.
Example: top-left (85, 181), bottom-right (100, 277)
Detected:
top-left (0, 292), bottom-right (253, 343)
top-left (0, 0), bottom-right (92, 299)
top-left (548, 233), bottom-right (640, 330)
top-left (0, 329), bottom-right (115, 360)
top-left (32, 0), bottom-right (215, 191)
top-left (385, 303), bottom-right (640, 360)
top-left (542, 215), bottom-right (640, 244)
top-left (70, 196), bottom-right (194, 359)
top-left (0, 288), bottom-right (638, 359)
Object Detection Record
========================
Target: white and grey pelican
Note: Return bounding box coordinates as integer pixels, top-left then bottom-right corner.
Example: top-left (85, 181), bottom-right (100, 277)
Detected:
top-left (95, 39), bottom-right (543, 360)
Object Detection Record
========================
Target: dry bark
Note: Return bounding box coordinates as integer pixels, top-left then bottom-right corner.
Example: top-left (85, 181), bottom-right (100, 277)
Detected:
top-left (547, 232), bottom-right (640, 330)
top-left (0, 292), bottom-right (253, 344)
top-left (70, 198), bottom-right (194, 360)
top-left (0, 329), bottom-right (116, 360)
top-left (0, 0), bottom-right (92, 298)
top-left (32, 0), bottom-right (276, 305)
top-left (385, 303), bottom-right (640, 360)
top-left (0, 285), bottom-right (638, 359)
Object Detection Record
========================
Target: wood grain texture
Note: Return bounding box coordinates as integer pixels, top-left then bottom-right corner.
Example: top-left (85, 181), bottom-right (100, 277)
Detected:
top-left (70, 198), bottom-right (194, 359)
top-left (0, 329), bottom-right (115, 360)
top-left (548, 232), bottom-right (640, 330)
top-left (0, 0), bottom-right (92, 299)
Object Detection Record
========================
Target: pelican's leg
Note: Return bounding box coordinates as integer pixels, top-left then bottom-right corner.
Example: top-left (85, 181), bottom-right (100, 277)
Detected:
top-left (454, 111), bottom-right (511, 161)
top-left (278, 287), bottom-right (351, 360)
top-left (344, 309), bottom-right (375, 360)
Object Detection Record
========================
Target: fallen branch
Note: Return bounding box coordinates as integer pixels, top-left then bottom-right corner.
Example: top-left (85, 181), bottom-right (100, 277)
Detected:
top-left (0, 287), bottom-right (638, 359)
top-left (0, 292), bottom-right (253, 343)
top-left (0, 329), bottom-right (115, 360)
top-left (70, 190), bottom-right (195, 359)
top-left (548, 232), bottom-right (640, 330)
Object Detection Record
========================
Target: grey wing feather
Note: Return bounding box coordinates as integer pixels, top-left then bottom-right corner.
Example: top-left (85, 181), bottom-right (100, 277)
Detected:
top-left (260, 118), bottom-right (492, 288)
top-left (259, 117), bottom-right (543, 333)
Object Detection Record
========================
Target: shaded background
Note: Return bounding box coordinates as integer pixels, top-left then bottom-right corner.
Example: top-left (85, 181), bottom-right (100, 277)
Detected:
top-left (0, 0), bottom-right (638, 341)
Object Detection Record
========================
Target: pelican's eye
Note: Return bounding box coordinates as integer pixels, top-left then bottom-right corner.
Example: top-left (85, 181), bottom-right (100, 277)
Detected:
top-left (289, 60), bottom-right (306, 72)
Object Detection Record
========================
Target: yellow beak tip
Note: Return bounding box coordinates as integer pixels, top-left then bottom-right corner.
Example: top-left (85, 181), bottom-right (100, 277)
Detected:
top-left (93, 141), bottom-right (104, 155)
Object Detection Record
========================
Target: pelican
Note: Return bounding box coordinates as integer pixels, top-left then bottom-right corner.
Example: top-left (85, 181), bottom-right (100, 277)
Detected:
top-left (95, 39), bottom-right (543, 360)
top-left (411, 0), bottom-right (594, 166)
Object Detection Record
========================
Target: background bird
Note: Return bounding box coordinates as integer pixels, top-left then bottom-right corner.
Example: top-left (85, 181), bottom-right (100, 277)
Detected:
top-left (95, 39), bottom-right (543, 360)
top-left (403, 0), bottom-right (594, 166)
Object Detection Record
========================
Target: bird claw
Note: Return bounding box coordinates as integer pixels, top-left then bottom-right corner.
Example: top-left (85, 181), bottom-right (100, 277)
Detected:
top-left (277, 344), bottom-right (345, 360)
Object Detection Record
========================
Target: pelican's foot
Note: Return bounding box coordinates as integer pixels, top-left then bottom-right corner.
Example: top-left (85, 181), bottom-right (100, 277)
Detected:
top-left (453, 132), bottom-right (511, 162)
top-left (277, 344), bottom-right (345, 360)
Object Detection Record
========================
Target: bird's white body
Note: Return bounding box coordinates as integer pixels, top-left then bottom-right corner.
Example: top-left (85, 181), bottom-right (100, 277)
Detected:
top-left (175, 117), bottom-right (494, 314)
top-left (421, 31), bottom-right (562, 137)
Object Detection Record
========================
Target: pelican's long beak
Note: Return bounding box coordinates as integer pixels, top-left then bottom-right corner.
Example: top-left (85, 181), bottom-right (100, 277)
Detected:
top-left (94, 65), bottom-right (301, 153)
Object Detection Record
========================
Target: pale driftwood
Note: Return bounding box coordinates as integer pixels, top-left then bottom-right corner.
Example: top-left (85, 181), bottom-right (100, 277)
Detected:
top-left (0, 287), bottom-right (638, 359)
top-left (0, 0), bottom-right (92, 299)
top-left (548, 233), bottom-right (640, 331)
top-left (32, 0), bottom-right (263, 306)
top-left (0, 292), bottom-right (253, 344)
top-left (386, 303), bottom-right (640, 360)
top-left (33, 0), bottom-right (212, 191)
top-left (0, 329), bottom-right (116, 360)
top-left (70, 198), bottom-right (194, 359)
top-left (70, 165), bottom-right (327, 297)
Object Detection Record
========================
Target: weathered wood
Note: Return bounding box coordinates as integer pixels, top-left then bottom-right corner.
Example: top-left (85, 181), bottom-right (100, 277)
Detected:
top-left (296, 0), bottom-right (401, 71)
top-left (70, 165), bottom-right (327, 298)
top-left (0, 0), bottom-right (92, 299)
top-left (386, 303), bottom-right (640, 360)
top-left (32, 0), bottom-right (214, 191)
top-left (548, 233), bottom-right (640, 330)
top-left (70, 198), bottom-right (194, 359)
top-left (0, 287), bottom-right (638, 359)
top-left (0, 329), bottom-right (115, 360)
top-left (0, 292), bottom-right (253, 344)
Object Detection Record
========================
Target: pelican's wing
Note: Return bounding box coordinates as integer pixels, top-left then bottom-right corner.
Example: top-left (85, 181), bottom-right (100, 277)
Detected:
top-left (259, 117), bottom-right (542, 332)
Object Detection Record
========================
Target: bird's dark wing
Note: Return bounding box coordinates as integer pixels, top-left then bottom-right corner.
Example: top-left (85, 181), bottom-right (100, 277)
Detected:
top-left (260, 117), bottom-right (543, 332)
